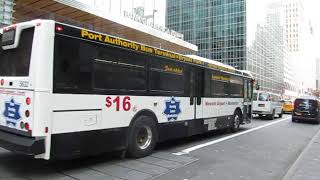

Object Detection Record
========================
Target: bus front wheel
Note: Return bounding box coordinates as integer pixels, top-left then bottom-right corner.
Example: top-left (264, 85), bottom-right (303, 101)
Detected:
top-left (231, 110), bottom-right (242, 132)
top-left (127, 116), bottom-right (157, 158)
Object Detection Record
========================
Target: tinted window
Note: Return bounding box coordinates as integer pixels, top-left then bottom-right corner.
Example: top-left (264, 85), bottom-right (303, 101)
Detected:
top-left (94, 60), bottom-right (146, 91)
top-left (150, 58), bottom-right (185, 94)
top-left (229, 76), bottom-right (243, 97)
top-left (210, 71), bottom-right (229, 97)
top-left (294, 99), bottom-right (317, 109)
top-left (54, 35), bottom-right (147, 93)
top-left (0, 28), bottom-right (34, 76)
top-left (54, 35), bottom-right (93, 91)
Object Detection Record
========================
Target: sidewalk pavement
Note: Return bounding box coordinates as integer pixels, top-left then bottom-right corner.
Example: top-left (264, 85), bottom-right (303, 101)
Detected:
top-left (283, 126), bottom-right (320, 180)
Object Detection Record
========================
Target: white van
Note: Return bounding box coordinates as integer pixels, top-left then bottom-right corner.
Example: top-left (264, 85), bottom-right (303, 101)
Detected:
top-left (252, 91), bottom-right (283, 119)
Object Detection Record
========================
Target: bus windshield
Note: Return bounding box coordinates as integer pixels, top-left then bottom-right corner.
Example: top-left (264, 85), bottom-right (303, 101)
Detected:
top-left (0, 28), bottom-right (34, 76)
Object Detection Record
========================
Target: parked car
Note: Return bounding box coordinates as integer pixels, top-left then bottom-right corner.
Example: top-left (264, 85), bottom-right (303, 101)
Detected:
top-left (282, 100), bottom-right (294, 113)
top-left (252, 91), bottom-right (283, 119)
top-left (292, 96), bottom-right (320, 123)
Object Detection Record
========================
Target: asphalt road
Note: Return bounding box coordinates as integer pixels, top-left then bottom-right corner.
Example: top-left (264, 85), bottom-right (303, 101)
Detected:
top-left (156, 115), bottom-right (320, 180)
top-left (0, 114), bottom-right (319, 180)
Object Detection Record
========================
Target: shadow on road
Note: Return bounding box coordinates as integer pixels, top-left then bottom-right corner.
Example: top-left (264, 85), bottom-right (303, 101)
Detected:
top-left (0, 149), bottom-right (125, 179)
top-left (0, 125), bottom-right (255, 179)
top-left (0, 128), bottom-right (244, 178)
top-left (156, 127), bottom-right (249, 151)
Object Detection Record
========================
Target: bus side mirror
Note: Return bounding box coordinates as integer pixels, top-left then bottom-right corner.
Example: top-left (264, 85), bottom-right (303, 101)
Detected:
top-left (256, 84), bottom-right (260, 90)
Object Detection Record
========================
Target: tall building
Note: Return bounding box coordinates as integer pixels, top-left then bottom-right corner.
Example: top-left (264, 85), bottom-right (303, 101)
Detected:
top-left (166, 0), bottom-right (246, 69)
top-left (167, 0), bottom-right (287, 94)
top-left (283, 0), bottom-right (315, 95)
top-left (283, 0), bottom-right (304, 53)
top-left (0, 0), bottom-right (14, 27)
top-left (247, 0), bottom-right (286, 94)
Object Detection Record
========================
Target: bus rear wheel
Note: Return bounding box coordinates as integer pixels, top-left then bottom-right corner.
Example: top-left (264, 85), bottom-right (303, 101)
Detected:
top-left (127, 116), bottom-right (157, 158)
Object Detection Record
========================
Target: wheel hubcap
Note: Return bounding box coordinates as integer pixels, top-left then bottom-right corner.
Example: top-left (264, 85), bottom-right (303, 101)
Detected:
top-left (136, 126), bottom-right (152, 150)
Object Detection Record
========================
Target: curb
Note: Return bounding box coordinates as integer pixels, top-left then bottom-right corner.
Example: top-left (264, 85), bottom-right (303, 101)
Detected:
top-left (281, 125), bottom-right (320, 180)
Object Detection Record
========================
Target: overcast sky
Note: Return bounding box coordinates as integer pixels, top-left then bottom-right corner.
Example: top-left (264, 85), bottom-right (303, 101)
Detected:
top-left (306, 0), bottom-right (320, 54)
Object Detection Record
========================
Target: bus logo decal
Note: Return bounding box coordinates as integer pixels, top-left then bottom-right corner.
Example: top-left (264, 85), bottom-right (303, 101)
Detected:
top-left (3, 98), bottom-right (21, 126)
top-left (163, 97), bottom-right (181, 121)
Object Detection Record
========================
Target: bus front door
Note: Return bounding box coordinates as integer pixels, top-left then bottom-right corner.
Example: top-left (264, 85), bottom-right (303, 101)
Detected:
top-left (189, 67), bottom-right (204, 135)
top-left (242, 79), bottom-right (252, 123)
top-left (190, 67), bottom-right (204, 120)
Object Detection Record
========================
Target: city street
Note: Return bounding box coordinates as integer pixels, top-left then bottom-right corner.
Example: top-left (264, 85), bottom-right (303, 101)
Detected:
top-left (0, 115), bottom-right (319, 180)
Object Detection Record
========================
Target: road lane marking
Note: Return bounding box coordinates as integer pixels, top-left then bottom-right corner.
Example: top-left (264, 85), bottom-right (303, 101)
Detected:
top-left (173, 117), bottom-right (291, 155)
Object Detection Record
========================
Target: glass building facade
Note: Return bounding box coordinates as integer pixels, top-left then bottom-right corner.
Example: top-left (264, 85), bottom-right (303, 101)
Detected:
top-left (166, 0), bottom-right (246, 69)
top-left (0, 0), bottom-right (14, 27)
top-left (167, 0), bottom-right (288, 94)
top-left (246, 0), bottom-right (286, 94)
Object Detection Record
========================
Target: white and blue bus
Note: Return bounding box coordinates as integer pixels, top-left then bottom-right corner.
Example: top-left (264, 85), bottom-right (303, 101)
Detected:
top-left (0, 20), bottom-right (253, 160)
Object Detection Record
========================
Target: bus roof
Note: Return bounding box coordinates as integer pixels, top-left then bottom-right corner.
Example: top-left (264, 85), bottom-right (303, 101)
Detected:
top-left (2, 19), bottom-right (253, 78)
top-left (186, 55), bottom-right (236, 71)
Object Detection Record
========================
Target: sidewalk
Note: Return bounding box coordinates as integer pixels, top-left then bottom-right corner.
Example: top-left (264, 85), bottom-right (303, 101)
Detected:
top-left (283, 127), bottom-right (320, 180)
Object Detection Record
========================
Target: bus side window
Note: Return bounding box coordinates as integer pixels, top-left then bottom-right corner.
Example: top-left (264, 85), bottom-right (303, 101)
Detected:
top-left (204, 70), bottom-right (211, 97)
top-left (149, 57), bottom-right (185, 95)
top-left (210, 71), bottom-right (230, 98)
top-left (229, 75), bottom-right (244, 98)
top-left (93, 47), bottom-right (147, 92)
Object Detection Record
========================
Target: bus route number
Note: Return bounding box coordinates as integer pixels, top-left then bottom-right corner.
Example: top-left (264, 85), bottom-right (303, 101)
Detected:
top-left (105, 96), bottom-right (131, 111)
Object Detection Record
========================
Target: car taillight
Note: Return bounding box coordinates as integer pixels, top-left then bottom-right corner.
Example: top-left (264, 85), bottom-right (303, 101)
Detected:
top-left (294, 101), bottom-right (299, 109)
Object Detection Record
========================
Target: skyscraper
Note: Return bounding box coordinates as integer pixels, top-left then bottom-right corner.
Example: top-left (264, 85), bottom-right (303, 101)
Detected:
top-left (283, 0), bottom-right (304, 53)
top-left (167, 0), bottom-right (287, 94)
top-left (246, 0), bottom-right (286, 94)
top-left (283, 0), bottom-right (315, 95)
top-left (166, 0), bottom-right (246, 69)
top-left (0, 0), bottom-right (14, 27)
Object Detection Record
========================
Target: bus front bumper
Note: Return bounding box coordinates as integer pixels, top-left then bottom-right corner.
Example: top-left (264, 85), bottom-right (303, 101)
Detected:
top-left (0, 130), bottom-right (45, 155)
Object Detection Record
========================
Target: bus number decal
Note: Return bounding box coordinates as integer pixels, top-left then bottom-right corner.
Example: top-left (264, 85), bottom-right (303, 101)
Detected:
top-left (105, 96), bottom-right (131, 111)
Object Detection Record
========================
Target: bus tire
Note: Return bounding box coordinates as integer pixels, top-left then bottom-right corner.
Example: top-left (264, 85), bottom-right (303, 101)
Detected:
top-left (231, 110), bottom-right (241, 132)
top-left (127, 116), bottom-right (157, 158)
